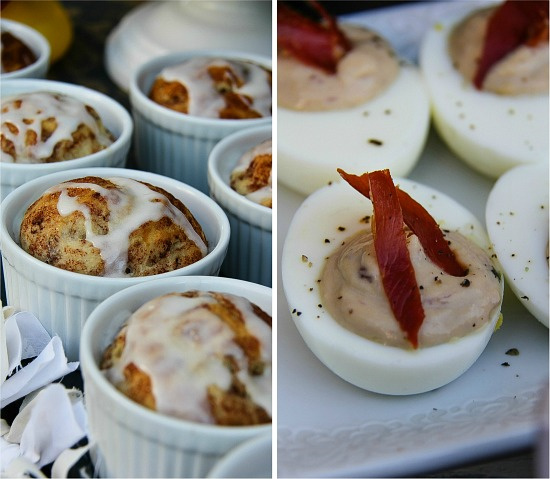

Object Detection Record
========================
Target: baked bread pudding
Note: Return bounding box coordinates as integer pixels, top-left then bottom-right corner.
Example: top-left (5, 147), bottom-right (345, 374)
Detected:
top-left (149, 58), bottom-right (272, 119)
top-left (1, 31), bottom-right (37, 73)
top-left (1, 91), bottom-right (115, 163)
top-left (20, 176), bottom-right (208, 277)
top-left (101, 290), bottom-right (272, 425)
top-left (230, 138), bottom-right (272, 208)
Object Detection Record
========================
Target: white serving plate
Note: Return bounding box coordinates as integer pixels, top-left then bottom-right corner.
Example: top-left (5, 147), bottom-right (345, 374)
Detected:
top-left (276, 2), bottom-right (549, 477)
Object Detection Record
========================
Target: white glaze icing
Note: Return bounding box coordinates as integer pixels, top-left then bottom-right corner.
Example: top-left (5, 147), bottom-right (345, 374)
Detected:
top-left (104, 291), bottom-right (272, 424)
top-left (0, 91), bottom-right (113, 163)
top-left (159, 58), bottom-right (271, 118)
top-left (46, 177), bottom-right (207, 277)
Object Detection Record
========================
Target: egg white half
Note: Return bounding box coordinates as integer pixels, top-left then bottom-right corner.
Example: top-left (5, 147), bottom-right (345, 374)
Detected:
top-left (281, 179), bottom-right (504, 395)
top-left (278, 64), bottom-right (430, 197)
top-left (419, 6), bottom-right (549, 179)
top-left (486, 163), bottom-right (549, 327)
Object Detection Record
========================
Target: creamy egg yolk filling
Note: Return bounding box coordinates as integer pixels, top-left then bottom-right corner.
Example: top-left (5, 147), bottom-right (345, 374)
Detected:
top-left (449, 1), bottom-right (549, 96)
top-left (320, 227), bottom-right (502, 349)
top-left (278, 24), bottom-right (399, 111)
top-left (277, 1), bottom-right (400, 111)
top-left (320, 169), bottom-right (502, 350)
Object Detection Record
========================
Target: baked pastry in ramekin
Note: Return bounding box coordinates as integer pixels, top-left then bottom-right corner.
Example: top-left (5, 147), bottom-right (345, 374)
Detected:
top-left (149, 57), bottom-right (271, 120)
top-left (80, 276), bottom-right (272, 478)
top-left (208, 125), bottom-right (272, 286)
top-left (0, 167), bottom-right (230, 360)
top-left (1, 79), bottom-right (133, 201)
top-left (130, 50), bottom-right (272, 194)
top-left (1, 30), bottom-right (37, 73)
top-left (20, 176), bottom-right (208, 277)
top-left (1, 91), bottom-right (115, 164)
top-left (1, 19), bottom-right (50, 80)
top-left (101, 290), bottom-right (271, 425)
top-left (229, 137), bottom-right (272, 209)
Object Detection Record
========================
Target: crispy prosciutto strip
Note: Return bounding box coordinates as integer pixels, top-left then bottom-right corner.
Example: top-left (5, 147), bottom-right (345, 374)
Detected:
top-left (337, 168), bottom-right (469, 347)
top-left (473, 0), bottom-right (549, 89)
top-left (393, 188), bottom-right (467, 277)
top-left (337, 169), bottom-right (467, 277)
top-left (277, 1), bottom-right (351, 74)
top-left (365, 170), bottom-right (425, 348)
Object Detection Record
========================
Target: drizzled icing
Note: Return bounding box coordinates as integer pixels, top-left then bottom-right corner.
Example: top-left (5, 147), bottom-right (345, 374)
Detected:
top-left (47, 177), bottom-right (208, 277)
top-left (159, 58), bottom-right (271, 118)
top-left (104, 292), bottom-right (272, 424)
top-left (231, 139), bottom-right (272, 206)
top-left (0, 91), bottom-right (113, 163)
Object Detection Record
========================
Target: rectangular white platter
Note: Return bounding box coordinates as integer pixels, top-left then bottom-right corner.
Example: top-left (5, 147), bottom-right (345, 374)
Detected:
top-left (276, 1), bottom-right (549, 477)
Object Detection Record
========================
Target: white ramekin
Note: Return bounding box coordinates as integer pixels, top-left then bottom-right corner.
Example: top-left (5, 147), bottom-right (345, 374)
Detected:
top-left (105, 1), bottom-right (272, 91)
top-left (1, 79), bottom-right (133, 201)
top-left (0, 19), bottom-right (50, 80)
top-left (129, 50), bottom-right (272, 194)
top-left (207, 125), bottom-right (272, 286)
top-left (0, 167), bottom-right (230, 361)
top-left (207, 432), bottom-right (272, 478)
top-left (80, 275), bottom-right (272, 478)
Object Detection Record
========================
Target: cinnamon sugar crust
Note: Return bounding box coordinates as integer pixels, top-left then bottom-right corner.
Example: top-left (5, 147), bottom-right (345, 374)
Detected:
top-left (20, 176), bottom-right (208, 277)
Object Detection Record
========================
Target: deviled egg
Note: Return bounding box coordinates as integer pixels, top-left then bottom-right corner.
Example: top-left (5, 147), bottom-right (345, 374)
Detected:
top-left (281, 171), bottom-right (504, 395)
top-left (420, 1), bottom-right (549, 178)
top-left (277, 3), bottom-right (430, 196)
top-left (486, 163), bottom-right (549, 326)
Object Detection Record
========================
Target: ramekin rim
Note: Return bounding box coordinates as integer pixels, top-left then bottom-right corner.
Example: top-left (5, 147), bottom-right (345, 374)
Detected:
top-left (129, 49), bottom-right (272, 128)
top-left (80, 275), bottom-right (272, 435)
top-left (0, 79), bottom-right (133, 169)
top-left (208, 125), bottom-right (272, 227)
top-left (0, 19), bottom-right (50, 79)
top-left (207, 432), bottom-right (272, 478)
top-left (0, 167), bottom-right (230, 284)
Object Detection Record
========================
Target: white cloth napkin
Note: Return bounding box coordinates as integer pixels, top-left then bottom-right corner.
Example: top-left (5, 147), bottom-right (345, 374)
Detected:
top-left (1, 309), bottom-right (79, 409)
top-left (0, 307), bottom-right (87, 476)
top-left (1, 384), bottom-right (87, 468)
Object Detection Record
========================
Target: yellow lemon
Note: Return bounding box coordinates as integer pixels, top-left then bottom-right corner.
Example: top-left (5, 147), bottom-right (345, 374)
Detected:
top-left (2, 1), bottom-right (73, 63)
